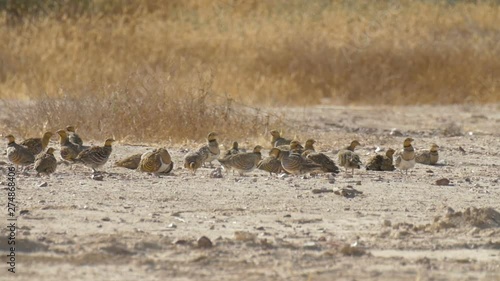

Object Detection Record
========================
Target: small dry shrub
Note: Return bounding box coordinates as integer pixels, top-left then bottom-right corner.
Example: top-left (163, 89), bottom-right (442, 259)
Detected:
top-left (1, 65), bottom-right (285, 145)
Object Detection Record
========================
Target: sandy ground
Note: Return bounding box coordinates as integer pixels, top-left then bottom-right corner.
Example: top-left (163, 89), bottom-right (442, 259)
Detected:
top-left (1, 104), bottom-right (499, 281)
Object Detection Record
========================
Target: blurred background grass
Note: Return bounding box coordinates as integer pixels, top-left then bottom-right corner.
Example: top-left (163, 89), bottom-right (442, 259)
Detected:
top-left (0, 0), bottom-right (499, 142)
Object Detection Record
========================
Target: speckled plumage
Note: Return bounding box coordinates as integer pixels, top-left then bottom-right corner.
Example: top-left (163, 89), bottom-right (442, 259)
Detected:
top-left (115, 153), bottom-right (142, 169)
top-left (271, 148), bottom-right (324, 175)
top-left (197, 132), bottom-right (220, 167)
top-left (366, 148), bottom-right (396, 171)
top-left (270, 130), bottom-right (291, 147)
top-left (416, 144), bottom-right (439, 165)
top-left (20, 131), bottom-right (53, 155)
top-left (57, 129), bottom-right (82, 162)
top-left (302, 139), bottom-right (339, 174)
top-left (218, 145), bottom-right (262, 175)
top-left (75, 139), bottom-right (114, 173)
top-left (5, 135), bottom-right (35, 167)
top-left (337, 140), bottom-right (362, 175)
top-left (66, 126), bottom-right (83, 146)
top-left (34, 147), bottom-right (57, 176)
top-left (138, 148), bottom-right (173, 176)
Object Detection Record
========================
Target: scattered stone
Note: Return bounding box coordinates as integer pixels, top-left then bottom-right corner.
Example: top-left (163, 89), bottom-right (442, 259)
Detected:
top-left (468, 227), bottom-right (480, 235)
top-left (210, 168), bottom-right (223, 178)
top-left (383, 220), bottom-right (392, 227)
top-left (436, 178), bottom-right (450, 186)
top-left (426, 170), bottom-right (434, 174)
top-left (167, 223), bottom-right (177, 229)
top-left (333, 186), bottom-right (363, 198)
top-left (20, 210), bottom-right (29, 216)
top-left (197, 236), bottom-right (213, 248)
top-left (38, 182), bottom-right (48, 187)
top-left (278, 173), bottom-right (289, 179)
top-left (100, 244), bottom-right (134, 255)
top-left (458, 146), bottom-right (466, 154)
top-left (91, 174), bottom-right (104, 181)
top-left (283, 214), bottom-right (291, 218)
top-left (303, 242), bottom-right (320, 250)
top-left (312, 188), bottom-right (333, 194)
top-left (101, 217), bottom-right (111, 221)
top-left (390, 128), bottom-right (403, 136)
top-left (173, 239), bottom-right (190, 245)
top-left (340, 244), bottom-right (366, 256)
top-left (234, 231), bottom-right (256, 242)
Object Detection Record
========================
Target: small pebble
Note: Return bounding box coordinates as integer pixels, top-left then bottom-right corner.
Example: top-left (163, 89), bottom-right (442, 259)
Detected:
top-left (436, 178), bottom-right (450, 186)
top-left (197, 236), bottom-right (213, 248)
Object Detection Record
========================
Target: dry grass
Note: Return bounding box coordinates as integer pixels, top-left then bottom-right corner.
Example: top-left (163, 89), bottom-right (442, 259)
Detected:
top-left (1, 0), bottom-right (499, 142)
top-left (1, 64), bottom-right (284, 144)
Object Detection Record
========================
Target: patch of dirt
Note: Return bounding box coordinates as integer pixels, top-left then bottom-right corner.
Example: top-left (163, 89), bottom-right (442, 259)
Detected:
top-left (1, 104), bottom-right (499, 281)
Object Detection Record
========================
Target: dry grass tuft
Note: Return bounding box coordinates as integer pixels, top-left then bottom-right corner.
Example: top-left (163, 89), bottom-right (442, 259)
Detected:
top-left (1, 0), bottom-right (499, 142)
top-left (1, 64), bottom-right (285, 144)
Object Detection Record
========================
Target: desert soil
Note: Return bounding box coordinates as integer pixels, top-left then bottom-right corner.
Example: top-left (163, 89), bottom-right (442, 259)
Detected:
top-left (1, 104), bottom-right (499, 281)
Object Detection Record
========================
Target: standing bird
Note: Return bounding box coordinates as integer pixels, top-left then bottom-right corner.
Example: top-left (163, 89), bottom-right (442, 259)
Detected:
top-left (20, 131), bottom-right (53, 155)
top-left (5, 135), bottom-right (35, 169)
top-left (56, 129), bottom-right (82, 162)
top-left (416, 144), bottom-right (439, 165)
top-left (75, 138), bottom-right (115, 173)
top-left (270, 147), bottom-right (324, 175)
top-left (224, 141), bottom-right (241, 157)
top-left (197, 132), bottom-right (220, 168)
top-left (138, 148), bottom-right (173, 176)
top-left (115, 153), bottom-right (142, 169)
top-left (270, 130), bottom-right (292, 147)
top-left (394, 138), bottom-right (416, 175)
top-left (366, 148), bottom-right (396, 171)
top-left (66, 126), bottom-right (83, 146)
top-left (34, 147), bottom-right (57, 176)
top-left (337, 140), bottom-right (362, 175)
top-left (218, 145), bottom-right (263, 176)
top-left (302, 139), bottom-right (339, 174)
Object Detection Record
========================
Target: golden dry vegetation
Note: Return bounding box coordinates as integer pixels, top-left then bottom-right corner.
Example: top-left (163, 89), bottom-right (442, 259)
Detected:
top-left (1, 0), bottom-right (499, 142)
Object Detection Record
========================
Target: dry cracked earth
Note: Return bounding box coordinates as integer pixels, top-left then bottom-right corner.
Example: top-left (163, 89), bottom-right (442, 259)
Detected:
top-left (1, 104), bottom-right (499, 281)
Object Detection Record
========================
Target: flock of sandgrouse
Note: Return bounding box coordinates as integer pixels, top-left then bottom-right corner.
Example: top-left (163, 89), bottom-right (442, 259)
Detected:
top-left (4, 127), bottom-right (440, 178)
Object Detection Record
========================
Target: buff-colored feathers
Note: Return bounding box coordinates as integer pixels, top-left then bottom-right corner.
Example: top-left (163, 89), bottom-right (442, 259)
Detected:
top-left (416, 144), bottom-right (439, 165)
top-left (57, 129), bottom-right (82, 162)
top-left (138, 148), bottom-right (173, 176)
top-left (20, 131), bottom-right (53, 155)
top-left (338, 140), bottom-right (362, 175)
top-left (394, 138), bottom-right (416, 174)
top-left (270, 130), bottom-right (291, 147)
top-left (75, 138), bottom-right (115, 173)
top-left (34, 147), bottom-right (57, 176)
top-left (115, 153), bottom-right (142, 169)
top-left (218, 145), bottom-right (262, 175)
top-left (366, 148), bottom-right (396, 171)
top-left (5, 134), bottom-right (35, 168)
